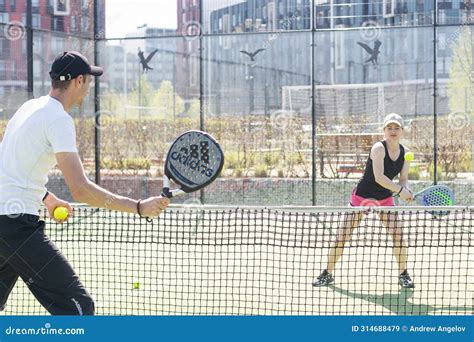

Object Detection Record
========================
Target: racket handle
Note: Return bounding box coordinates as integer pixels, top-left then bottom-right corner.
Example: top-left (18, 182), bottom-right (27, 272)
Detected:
top-left (161, 188), bottom-right (186, 198)
top-left (161, 187), bottom-right (172, 198)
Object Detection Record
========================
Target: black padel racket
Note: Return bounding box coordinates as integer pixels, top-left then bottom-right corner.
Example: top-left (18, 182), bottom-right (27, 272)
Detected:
top-left (161, 130), bottom-right (224, 198)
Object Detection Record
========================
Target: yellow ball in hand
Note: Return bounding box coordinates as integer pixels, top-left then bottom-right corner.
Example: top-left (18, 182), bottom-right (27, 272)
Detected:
top-left (53, 206), bottom-right (69, 220)
top-left (404, 152), bottom-right (414, 161)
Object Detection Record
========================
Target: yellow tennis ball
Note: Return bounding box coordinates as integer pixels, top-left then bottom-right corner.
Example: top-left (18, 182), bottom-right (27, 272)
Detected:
top-left (133, 282), bottom-right (140, 289)
top-left (404, 152), bottom-right (414, 161)
top-left (53, 207), bottom-right (69, 220)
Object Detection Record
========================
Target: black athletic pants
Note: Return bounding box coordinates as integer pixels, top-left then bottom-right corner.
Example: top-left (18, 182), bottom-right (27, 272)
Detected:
top-left (0, 214), bottom-right (94, 315)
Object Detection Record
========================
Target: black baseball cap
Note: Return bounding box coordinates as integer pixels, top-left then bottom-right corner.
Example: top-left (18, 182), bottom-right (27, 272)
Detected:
top-left (49, 51), bottom-right (103, 81)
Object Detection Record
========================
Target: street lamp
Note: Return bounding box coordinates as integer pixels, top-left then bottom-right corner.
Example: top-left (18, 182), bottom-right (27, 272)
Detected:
top-left (240, 48), bottom-right (265, 114)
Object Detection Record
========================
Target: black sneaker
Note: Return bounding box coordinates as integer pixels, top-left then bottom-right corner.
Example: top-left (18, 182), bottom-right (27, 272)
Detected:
top-left (399, 270), bottom-right (415, 288)
top-left (313, 270), bottom-right (334, 287)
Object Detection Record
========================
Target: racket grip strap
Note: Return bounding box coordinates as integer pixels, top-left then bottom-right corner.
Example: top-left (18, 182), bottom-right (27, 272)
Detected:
top-left (137, 199), bottom-right (145, 217)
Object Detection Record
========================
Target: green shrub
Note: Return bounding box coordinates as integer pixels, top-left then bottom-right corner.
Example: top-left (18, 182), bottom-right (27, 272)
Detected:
top-left (101, 158), bottom-right (150, 170)
top-left (254, 164), bottom-right (268, 177)
top-left (233, 168), bottom-right (243, 177)
top-left (224, 152), bottom-right (240, 169)
top-left (408, 165), bottom-right (420, 180)
top-left (263, 152), bottom-right (280, 167)
top-left (124, 158), bottom-right (151, 170)
top-left (428, 163), bottom-right (446, 181)
top-left (101, 158), bottom-right (123, 170)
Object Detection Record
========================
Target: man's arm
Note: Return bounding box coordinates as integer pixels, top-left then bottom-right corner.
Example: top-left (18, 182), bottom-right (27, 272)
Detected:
top-left (55, 152), bottom-right (169, 216)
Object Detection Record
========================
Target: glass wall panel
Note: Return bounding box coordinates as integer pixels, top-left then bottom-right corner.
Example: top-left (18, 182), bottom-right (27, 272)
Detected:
top-left (97, 36), bottom-right (200, 200)
top-left (203, 32), bottom-right (312, 205)
top-left (314, 26), bottom-right (435, 204)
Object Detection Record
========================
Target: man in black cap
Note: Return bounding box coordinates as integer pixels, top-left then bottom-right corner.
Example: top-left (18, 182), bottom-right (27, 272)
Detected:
top-left (0, 51), bottom-right (169, 315)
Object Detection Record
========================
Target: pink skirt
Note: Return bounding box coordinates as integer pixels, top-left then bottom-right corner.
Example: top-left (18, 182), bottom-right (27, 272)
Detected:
top-left (350, 188), bottom-right (395, 207)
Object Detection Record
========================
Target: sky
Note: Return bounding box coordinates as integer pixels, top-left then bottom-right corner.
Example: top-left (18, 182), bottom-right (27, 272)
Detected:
top-left (106, 0), bottom-right (177, 38)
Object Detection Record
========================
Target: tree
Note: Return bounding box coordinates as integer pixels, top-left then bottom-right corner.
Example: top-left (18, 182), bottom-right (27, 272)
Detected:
top-left (128, 75), bottom-right (156, 118)
top-left (447, 27), bottom-right (473, 117)
top-left (152, 80), bottom-right (185, 120)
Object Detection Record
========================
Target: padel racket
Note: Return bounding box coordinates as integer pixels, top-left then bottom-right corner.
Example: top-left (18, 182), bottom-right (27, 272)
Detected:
top-left (161, 130), bottom-right (224, 198)
top-left (411, 185), bottom-right (455, 207)
top-left (396, 184), bottom-right (455, 216)
top-left (394, 185), bottom-right (455, 206)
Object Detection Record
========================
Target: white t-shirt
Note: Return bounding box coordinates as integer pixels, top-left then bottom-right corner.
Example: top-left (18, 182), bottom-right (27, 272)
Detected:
top-left (0, 95), bottom-right (78, 216)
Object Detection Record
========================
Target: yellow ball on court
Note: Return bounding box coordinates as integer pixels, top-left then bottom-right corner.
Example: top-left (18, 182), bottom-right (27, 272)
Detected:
top-left (404, 152), bottom-right (414, 161)
top-left (133, 282), bottom-right (140, 290)
top-left (53, 207), bottom-right (69, 220)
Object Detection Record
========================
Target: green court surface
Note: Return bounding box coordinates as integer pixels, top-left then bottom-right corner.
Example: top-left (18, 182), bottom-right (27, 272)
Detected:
top-left (1, 206), bottom-right (472, 315)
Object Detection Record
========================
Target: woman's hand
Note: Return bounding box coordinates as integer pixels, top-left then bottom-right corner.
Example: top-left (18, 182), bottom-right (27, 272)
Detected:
top-left (399, 187), bottom-right (413, 202)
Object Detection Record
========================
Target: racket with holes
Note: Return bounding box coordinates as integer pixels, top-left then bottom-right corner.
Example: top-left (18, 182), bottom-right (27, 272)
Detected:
top-left (394, 185), bottom-right (455, 205)
top-left (410, 185), bottom-right (455, 207)
top-left (396, 185), bottom-right (455, 216)
top-left (161, 130), bottom-right (224, 199)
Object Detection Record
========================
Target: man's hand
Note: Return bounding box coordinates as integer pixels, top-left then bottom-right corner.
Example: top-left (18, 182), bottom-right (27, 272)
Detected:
top-left (138, 196), bottom-right (170, 217)
top-left (43, 192), bottom-right (73, 223)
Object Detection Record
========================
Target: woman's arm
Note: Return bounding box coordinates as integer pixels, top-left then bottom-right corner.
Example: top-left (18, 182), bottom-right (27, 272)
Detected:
top-left (371, 143), bottom-right (403, 193)
top-left (398, 153), bottom-right (410, 189)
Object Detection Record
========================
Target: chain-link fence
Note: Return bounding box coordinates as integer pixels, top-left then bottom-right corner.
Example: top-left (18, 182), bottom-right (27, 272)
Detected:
top-left (0, 0), bottom-right (472, 205)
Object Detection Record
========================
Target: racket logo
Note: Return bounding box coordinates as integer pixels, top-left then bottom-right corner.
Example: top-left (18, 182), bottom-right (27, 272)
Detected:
top-left (422, 194), bottom-right (429, 206)
top-left (170, 144), bottom-right (214, 177)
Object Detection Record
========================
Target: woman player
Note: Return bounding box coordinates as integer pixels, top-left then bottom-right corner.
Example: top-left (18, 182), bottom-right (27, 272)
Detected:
top-left (313, 113), bottom-right (415, 288)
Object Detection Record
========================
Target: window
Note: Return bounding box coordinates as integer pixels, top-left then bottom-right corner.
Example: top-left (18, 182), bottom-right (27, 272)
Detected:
top-left (11, 60), bottom-right (16, 80)
top-left (81, 16), bottom-right (89, 31)
top-left (438, 33), bottom-right (446, 50)
top-left (460, 10), bottom-right (468, 24)
top-left (51, 38), bottom-right (64, 53)
top-left (21, 13), bottom-right (40, 27)
top-left (0, 12), bottom-right (9, 23)
top-left (9, 0), bottom-right (15, 11)
top-left (70, 15), bottom-right (76, 32)
top-left (383, 0), bottom-right (395, 17)
top-left (0, 61), bottom-right (6, 80)
top-left (438, 9), bottom-right (446, 24)
top-left (57, 0), bottom-right (67, 12)
top-left (438, 1), bottom-right (452, 10)
top-left (33, 38), bottom-right (41, 54)
top-left (32, 13), bottom-right (40, 28)
top-left (0, 38), bottom-right (10, 58)
top-left (51, 16), bottom-right (65, 31)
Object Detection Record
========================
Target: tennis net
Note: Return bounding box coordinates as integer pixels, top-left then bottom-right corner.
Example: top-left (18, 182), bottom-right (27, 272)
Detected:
top-left (1, 205), bottom-right (472, 315)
